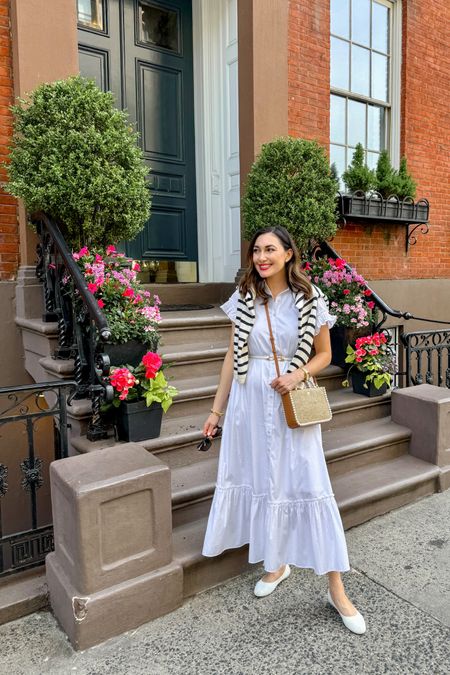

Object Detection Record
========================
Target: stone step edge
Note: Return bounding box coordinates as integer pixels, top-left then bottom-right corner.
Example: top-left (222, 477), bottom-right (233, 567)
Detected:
top-left (16, 316), bottom-right (58, 336)
top-left (172, 458), bottom-right (440, 570)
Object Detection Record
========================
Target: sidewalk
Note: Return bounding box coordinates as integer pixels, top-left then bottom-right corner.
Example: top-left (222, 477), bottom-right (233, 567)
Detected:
top-left (1, 491), bottom-right (449, 675)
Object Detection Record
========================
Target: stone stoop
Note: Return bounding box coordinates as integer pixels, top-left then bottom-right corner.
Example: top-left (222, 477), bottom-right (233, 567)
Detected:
top-left (0, 567), bottom-right (48, 625)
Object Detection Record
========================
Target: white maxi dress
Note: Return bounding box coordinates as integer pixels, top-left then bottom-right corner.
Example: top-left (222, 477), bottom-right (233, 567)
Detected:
top-left (202, 288), bottom-right (350, 574)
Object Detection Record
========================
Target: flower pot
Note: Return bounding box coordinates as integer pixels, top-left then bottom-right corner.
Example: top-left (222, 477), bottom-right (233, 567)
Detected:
top-left (116, 399), bottom-right (163, 442)
top-left (104, 340), bottom-right (149, 367)
top-left (351, 369), bottom-right (388, 397)
top-left (330, 325), bottom-right (372, 369)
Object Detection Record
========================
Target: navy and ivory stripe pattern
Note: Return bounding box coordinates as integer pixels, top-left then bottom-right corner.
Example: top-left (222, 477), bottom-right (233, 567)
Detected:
top-left (232, 285), bottom-right (324, 383)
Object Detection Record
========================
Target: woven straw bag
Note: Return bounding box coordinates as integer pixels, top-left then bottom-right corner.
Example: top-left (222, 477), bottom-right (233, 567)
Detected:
top-left (264, 303), bottom-right (332, 429)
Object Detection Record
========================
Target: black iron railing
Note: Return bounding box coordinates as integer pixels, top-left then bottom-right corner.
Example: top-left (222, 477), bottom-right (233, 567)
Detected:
top-left (402, 329), bottom-right (450, 387)
top-left (315, 241), bottom-right (450, 388)
top-left (0, 381), bottom-right (76, 576)
top-left (34, 213), bottom-right (113, 440)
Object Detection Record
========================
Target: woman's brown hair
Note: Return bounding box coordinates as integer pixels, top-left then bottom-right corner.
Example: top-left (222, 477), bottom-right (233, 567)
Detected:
top-left (239, 226), bottom-right (312, 301)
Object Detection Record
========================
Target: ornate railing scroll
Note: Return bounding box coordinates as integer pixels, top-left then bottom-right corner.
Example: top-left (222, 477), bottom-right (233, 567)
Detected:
top-left (401, 330), bottom-right (450, 388)
top-left (0, 381), bottom-right (76, 576)
top-left (312, 240), bottom-right (450, 388)
top-left (34, 213), bottom-right (113, 441)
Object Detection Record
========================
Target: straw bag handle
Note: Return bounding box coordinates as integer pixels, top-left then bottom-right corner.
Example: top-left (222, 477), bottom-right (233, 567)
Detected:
top-left (264, 302), bottom-right (281, 378)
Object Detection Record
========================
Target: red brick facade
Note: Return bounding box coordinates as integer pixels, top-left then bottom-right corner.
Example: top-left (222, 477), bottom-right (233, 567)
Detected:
top-left (0, 0), bottom-right (18, 280)
top-left (288, 0), bottom-right (450, 280)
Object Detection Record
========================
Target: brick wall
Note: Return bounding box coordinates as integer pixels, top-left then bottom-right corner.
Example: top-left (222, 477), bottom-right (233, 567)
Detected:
top-left (0, 0), bottom-right (18, 280)
top-left (288, 0), bottom-right (450, 280)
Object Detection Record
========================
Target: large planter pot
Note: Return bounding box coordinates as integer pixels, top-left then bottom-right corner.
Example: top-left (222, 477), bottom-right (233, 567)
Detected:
top-left (116, 399), bottom-right (163, 442)
top-left (104, 340), bottom-right (148, 367)
top-left (330, 325), bottom-right (372, 369)
top-left (351, 369), bottom-right (388, 397)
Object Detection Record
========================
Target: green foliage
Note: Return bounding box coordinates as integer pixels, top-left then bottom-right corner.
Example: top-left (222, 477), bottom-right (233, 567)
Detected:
top-left (242, 137), bottom-right (338, 250)
top-left (330, 162), bottom-right (339, 190)
top-left (342, 143), bottom-right (376, 193)
top-left (6, 76), bottom-right (150, 248)
top-left (375, 150), bottom-right (397, 198)
top-left (395, 156), bottom-right (416, 199)
top-left (141, 370), bottom-right (178, 413)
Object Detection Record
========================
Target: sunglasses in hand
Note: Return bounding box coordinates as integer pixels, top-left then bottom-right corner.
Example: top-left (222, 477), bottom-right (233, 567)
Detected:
top-left (197, 426), bottom-right (222, 452)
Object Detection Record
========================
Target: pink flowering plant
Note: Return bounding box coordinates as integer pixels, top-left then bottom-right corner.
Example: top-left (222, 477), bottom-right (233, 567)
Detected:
top-left (109, 352), bottom-right (177, 412)
top-left (71, 245), bottom-right (161, 348)
top-left (302, 257), bottom-right (376, 329)
top-left (342, 333), bottom-right (395, 390)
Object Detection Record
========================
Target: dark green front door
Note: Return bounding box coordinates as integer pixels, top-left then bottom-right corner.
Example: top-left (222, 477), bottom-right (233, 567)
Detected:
top-left (77, 0), bottom-right (198, 263)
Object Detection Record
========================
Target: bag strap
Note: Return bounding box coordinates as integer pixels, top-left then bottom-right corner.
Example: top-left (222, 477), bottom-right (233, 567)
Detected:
top-left (264, 302), bottom-right (281, 378)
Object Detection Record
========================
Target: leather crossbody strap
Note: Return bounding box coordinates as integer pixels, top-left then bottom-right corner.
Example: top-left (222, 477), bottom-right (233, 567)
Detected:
top-left (264, 302), bottom-right (281, 379)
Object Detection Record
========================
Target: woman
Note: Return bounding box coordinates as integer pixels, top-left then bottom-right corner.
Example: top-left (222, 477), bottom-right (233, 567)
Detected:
top-left (201, 226), bottom-right (366, 635)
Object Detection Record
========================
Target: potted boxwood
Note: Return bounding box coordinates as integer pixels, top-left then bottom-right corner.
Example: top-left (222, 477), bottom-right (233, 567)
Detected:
top-left (6, 75), bottom-right (150, 249)
top-left (342, 332), bottom-right (395, 397)
top-left (303, 256), bottom-right (376, 368)
top-left (242, 137), bottom-right (339, 251)
top-left (108, 352), bottom-right (178, 442)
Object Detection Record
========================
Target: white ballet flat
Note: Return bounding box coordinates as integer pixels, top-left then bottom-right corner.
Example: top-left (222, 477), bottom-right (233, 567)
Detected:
top-left (327, 589), bottom-right (366, 634)
top-left (254, 564), bottom-right (291, 597)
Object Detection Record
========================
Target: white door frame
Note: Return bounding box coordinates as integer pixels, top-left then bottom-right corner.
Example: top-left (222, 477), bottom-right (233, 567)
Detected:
top-left (192, 0), bottom-right (240, 282)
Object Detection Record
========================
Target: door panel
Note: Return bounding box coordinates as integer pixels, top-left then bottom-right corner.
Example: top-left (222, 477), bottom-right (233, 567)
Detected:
top-left (77, 0), bottom-right (197, 263)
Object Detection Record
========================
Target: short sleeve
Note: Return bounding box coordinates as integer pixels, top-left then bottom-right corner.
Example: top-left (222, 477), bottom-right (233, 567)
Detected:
top-left (314, 295), bottom-right (337, 335)
top-left (220, 288), bottom-right (240, 322)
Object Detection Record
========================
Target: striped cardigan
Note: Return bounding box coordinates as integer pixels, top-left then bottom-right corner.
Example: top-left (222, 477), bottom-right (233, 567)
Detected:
top-left (233, 285), bottom-right (324, 383)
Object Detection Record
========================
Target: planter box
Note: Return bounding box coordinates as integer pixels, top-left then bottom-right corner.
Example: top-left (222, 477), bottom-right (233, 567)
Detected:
top-left (351, 369), bottom-right (388, 398)
top-left (116, 399), bottom-right (163, 442)
top-left (330, 325), bottom-right (372, 370)
top-left (339, 192), bottom-right (429, 225)
top-left (104, 340), bottom-right (149, 367)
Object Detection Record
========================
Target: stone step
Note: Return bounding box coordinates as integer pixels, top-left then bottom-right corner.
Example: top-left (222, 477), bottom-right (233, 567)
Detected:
top-left (169, 416), bottom-right (411, 527)
top-left (162, 341), bottom-right (229, 379)
top-left (172, 454), bottom-right (439, 598)
top-left (159, 307), bottom-right (232, 348)
top-left (145, 282), bottom-right (235, 306)
top-left (0, 567), bottom-right (48, 626)
top-left (16, 317), bottom-right (59, 382)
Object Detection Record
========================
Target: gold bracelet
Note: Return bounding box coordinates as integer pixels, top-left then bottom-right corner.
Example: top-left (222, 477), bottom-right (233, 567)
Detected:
top-left (300, 367), bottom-right (310, 382)
top-left (210, 408), bottom-right (225, 417)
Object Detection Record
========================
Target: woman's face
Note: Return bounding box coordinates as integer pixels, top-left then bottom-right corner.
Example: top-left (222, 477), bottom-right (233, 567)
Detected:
top-left (252, 233), bottom-right (293, 280)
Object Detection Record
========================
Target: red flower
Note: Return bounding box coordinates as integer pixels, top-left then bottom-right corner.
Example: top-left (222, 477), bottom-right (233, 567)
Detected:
top-left (364, 289), bottom-right (372, 297)
top-left (132, 261), bottom-right (141, 272)
top-left (106, 245), bottom-right (116, 255)
top-left (142, 351), bottom-right (162, 379)
top-left (95, 254), bottom-right (103, 263)
top-left (110, 367), bottom-right (137, 400)
top-left (335, 258), bottom-right (346, 270)
top-left (303, 261), bottom-right (312, 271)
top-left (367, 301), bottom-right (375, 309)
top-left (355, 348), bottom-right (367, 357)
top-left (122, 288), bottom-right (134, 298)
top-left (88, 282), bottom-right (98, 294)
top-left (78, 246), bottom-right (89, 258)
top-left (97, 299), bottom-right (105, 309)
top-left (343, 289), bottom-right (351, 295)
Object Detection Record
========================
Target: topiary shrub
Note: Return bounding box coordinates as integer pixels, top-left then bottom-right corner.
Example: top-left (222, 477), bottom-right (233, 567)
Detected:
top-left (395, 156), bottom-right (416, 199)
top-left (6, 75), bottom-right (150, 248)
top-left (375, 149), bottom-right (398, 198)
top-left (242, 137), bottom-right (338, 250)
top-left (342, 143), bottom-right (376, 193)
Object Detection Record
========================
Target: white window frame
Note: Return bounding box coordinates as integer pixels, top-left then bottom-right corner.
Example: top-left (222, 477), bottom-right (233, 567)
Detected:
top-left (330, 0), bottom-right (402, 169)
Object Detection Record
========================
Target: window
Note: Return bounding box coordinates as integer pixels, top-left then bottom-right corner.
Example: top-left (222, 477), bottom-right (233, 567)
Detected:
top-left (77, 0), bottom-right (104, 31)
top-left (330, 0), bottom-right (401, 183)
